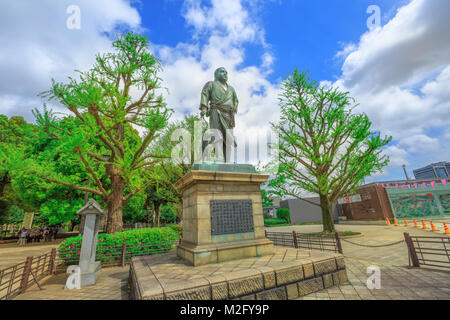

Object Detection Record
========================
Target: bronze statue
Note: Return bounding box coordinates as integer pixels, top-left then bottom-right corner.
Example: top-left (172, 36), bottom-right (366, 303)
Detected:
top-left (200, 67), bottom-right (238, 162)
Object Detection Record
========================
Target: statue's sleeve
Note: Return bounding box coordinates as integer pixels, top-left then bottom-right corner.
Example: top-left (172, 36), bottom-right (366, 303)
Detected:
top-left (200, 82), bottom-right (212, 111)
top-left (232, 88), bottom-right (238, 113)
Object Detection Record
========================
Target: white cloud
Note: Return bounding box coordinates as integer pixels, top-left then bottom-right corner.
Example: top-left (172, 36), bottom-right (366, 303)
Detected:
top-left (0, 0), bottom-right (141, 120)
top-left (155, 0), bottom-right (280, 165)
top-left (331, 0), bottom-right (450, 179)
top-left (397, 134), bottom-right (439, 153)
top-left (341, 0), bottom-right (450, 91)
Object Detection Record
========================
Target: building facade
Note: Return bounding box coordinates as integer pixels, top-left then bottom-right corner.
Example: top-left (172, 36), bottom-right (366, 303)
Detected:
top-left (413, 162), bottom-right (450, 179)
top-left (339, 179), bottom-right (450, 221)
top-left (339, 185), bottom-right (394, 221)
top-left (280, 197), bottom-right (340, 224)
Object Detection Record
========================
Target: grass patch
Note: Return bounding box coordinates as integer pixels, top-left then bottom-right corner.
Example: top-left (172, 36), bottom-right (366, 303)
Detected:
top-left (293, 221), bottom-right (322, 226)
top-left (299, 230), bottom-right (361, 237)
top-left (264, 218), bottom-right (291, 227)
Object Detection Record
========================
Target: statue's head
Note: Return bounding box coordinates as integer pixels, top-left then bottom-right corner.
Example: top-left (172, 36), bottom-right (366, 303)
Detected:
top-left (214, 67), bottom-right (228, 82)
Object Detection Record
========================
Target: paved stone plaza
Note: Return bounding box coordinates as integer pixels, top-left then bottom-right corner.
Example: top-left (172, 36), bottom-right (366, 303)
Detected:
top-left (9, 223), bottom-right (450, 300)
top-left (130, 246), bottom-right (346, 300)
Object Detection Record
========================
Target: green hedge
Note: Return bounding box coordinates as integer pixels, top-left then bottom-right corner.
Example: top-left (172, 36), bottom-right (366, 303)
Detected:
top-left (276, 208), bottom-right (291, 223)
top-left (167, 224), bottom-right (183, 236)
top-left (264, 218), bottom-right (290, 227)
top-left (58, 227), bottom-right (180, 264)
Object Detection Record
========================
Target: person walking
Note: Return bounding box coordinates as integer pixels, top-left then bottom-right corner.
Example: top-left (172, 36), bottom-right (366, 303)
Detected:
top-left (42, 228), bottom-right (47, 242)
top-left (18, 228), bottom-right (27, 246)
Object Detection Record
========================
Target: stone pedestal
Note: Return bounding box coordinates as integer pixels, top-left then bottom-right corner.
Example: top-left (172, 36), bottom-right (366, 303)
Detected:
top-left (175, 164), bottom-right (274, 266)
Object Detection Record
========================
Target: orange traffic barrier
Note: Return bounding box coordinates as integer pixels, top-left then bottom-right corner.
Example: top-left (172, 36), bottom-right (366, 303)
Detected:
top-left (430, 220), bottom-right (438, 232)
top-left (443, 222), bottom-right (450, 235)
top-left (394, 218), bottom-right (399, 227)
top-left (421, 219), bottom-right (428, 229)
top-left (386, 218), bottom-right (391, 226)
top-left (404, 219), bottom-right (409, 227)
top-left (413, 219), bottom-right (419, 228)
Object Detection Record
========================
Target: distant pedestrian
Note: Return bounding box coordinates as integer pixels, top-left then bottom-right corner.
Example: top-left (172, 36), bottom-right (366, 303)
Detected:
top-left (35, 229), bottom-right (41, 242)
top-left (53, 227), bottom-right (59, 241)
top-left (43, 228), bottom-right (49, 242)
top-left (18, 228), bottom-right (27, 246)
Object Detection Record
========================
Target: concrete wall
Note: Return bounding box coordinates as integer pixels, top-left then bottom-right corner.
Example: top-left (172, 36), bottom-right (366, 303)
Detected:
top-left (280, 197), bottom-right (340, 224)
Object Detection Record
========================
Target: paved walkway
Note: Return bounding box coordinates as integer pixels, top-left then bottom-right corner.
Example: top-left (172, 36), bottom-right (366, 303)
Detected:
top-left (0, 241), bottom-right (62, 269)
top-left (298, 258), bottom-right (450, 300)
top-left (10, 223), bottom-right (450, 300)
top-left (13, 266), bottom-right (129, 300)
top-left (287, 224), bottom-right (450, 300)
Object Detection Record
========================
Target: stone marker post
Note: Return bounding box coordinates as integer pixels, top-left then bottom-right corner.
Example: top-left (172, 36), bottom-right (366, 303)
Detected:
top-left (65, 198), bottom-right (105, 289)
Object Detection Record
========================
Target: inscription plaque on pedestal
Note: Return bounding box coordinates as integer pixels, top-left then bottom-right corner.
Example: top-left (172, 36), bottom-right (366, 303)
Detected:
top-left (210, 200), bottom-right (254, 235)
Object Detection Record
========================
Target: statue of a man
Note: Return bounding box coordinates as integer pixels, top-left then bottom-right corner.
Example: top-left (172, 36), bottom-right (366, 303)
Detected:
top-left (200, 67), bottom-right (238, 162)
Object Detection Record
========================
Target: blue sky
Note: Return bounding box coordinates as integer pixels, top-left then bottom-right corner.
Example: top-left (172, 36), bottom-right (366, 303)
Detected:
top-left (137, 0), bottom-right (404, 82)
top-left (0, 0), bottom-right (449, 187)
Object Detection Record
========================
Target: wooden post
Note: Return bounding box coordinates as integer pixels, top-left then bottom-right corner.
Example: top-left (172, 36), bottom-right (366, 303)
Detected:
top-left (335, 232), bottom-right (344, 254)
top-left (48, 248), bottom-right (57, 275)
top-left (404, 232), bottom-right (420, 267)
top-left (292, 231), bottom-right (298, 248)
top-left (121, 243), bottom-right (127, 267)
top-left (20, 256), bottom-right (33, 293)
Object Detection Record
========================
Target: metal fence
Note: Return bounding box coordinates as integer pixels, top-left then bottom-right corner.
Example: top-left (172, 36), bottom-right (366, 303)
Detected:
top-left (0, 249), bottom-right (56, 300)
top-left (0, 239), bottom-right (181, 300)
top-left (265, 230), bottom-right (343, 254)
top-left (404, 232), bottom-right (450, 269)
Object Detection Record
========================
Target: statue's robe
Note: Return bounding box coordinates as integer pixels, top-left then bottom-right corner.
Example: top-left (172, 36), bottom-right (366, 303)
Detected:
top-left (200, 80), bottom-right (238, 148)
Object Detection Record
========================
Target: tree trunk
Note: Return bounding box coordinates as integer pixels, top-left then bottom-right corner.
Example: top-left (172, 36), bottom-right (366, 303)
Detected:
top-left (105, 168), bottom-right (124, 234)
top-left (154, 202), bottom-right (161, 228)
top-left (319, 194), bottom-right (336, 233)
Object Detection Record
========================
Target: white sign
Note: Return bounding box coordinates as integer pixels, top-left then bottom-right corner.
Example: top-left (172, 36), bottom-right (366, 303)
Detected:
top-left (338, 194), bottom-right (362, 204)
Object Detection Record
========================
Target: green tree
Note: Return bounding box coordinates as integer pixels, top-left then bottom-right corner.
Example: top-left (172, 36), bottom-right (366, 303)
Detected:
top-left (270, 70), bottom-right (391, 232)
top-left (261, 189), bottom-right (274, 208)
top-left (0, 115), bottom-right (37, 223)
top-left (142, 114), bottom-right (205, 226)
top-left (3, 33), bottom-right (171, 233)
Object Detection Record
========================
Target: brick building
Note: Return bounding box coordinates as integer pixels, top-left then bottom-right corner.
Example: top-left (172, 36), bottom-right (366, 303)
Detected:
top-left (339, 184), bottom-right (394, 221)
top-left (340, 178), bottom-right (450, 221)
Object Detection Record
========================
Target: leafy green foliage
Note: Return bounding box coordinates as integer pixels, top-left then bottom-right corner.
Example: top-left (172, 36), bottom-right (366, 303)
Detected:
top-left (2, 32), bottom-right (172, 233)
top-left (58, 227), bottom-right (180, 264)
top-left (276, 207), bottom-right (291, 223)
top-left (270, 69), bottom-right (392, 232)
top-left (160, 204), bottom-right (177, 223)
top-left (261, 189), bottom-right (274, 208)
top-left (264, 218), bottom-right (290, 227)
top-left (167, 223), bottom-right (183, 236)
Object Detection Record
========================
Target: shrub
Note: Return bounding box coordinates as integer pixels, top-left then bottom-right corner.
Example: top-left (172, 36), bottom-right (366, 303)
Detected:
top-left (57, 227), bottom-right (180, 265)
top-left (264, 218), bottom-right (290, 227)
top-left (167, 224), bottom-right (183, 236)
top-left (276, 208), bottom-right (291, 223)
